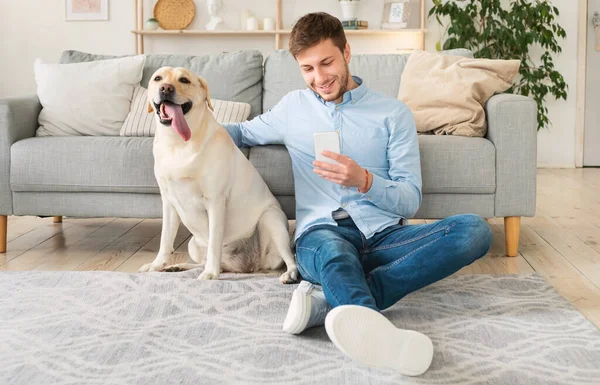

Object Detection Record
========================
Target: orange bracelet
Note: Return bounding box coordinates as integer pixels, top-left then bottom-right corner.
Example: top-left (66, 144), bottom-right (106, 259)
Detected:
top-left (358, 169), bottom-right (370, 193)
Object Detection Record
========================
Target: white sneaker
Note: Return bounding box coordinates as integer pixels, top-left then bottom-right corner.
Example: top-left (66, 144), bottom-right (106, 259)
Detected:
top-left (325, 305), bottom-right (434, 376)
top-left (282, 280), bottom-right (332, 335)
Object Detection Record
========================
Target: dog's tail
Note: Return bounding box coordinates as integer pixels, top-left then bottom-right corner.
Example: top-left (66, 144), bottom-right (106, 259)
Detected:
top-left (162, 263), bottom-right (203, 272)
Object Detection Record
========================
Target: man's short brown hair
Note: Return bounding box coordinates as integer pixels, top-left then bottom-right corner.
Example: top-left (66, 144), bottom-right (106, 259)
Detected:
top-left (289, 12), bottom-right (347, 58)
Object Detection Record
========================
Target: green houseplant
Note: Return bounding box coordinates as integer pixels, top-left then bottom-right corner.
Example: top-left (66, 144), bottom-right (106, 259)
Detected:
top-left (429, 0), bottom-right (568, 131)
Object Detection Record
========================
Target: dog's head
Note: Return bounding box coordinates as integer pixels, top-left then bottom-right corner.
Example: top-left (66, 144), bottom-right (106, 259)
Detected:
top-left (147, 67), bottom-right (214, 142)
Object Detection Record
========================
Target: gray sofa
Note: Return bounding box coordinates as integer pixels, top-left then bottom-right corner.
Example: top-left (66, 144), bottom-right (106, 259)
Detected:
top-left (0, 49), bottom-right (536, 257)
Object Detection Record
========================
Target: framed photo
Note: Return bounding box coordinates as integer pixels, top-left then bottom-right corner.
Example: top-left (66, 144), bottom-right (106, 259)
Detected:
top-left (381, 0), bottom-right (412, 29)
top-left (65, 0), bottom-right (109, 21)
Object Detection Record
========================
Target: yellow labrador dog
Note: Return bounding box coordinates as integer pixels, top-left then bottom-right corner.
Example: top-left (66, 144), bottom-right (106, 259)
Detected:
top-left (139, 67), bottom-right (298, 283)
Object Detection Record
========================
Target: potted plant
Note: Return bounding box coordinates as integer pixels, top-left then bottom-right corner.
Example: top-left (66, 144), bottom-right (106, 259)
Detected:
top-left (145, 17), bottom-right (160, 30)
top-left (429, 0), bottom-right (568, 131)
top-left (339, 0), bottom-right (361, 21)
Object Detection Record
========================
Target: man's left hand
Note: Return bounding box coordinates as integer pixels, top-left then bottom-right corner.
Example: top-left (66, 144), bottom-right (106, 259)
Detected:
top-left (313, 151), bottom-right (368, 189)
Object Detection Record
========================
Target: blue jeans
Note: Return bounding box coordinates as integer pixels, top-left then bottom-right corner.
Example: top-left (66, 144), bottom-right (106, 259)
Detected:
top-left (295, 214), bottom-right (493, 311)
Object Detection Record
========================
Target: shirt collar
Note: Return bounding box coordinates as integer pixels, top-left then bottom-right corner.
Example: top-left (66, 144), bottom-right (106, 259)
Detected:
top-left (313, 75), bottom-right (367, 106)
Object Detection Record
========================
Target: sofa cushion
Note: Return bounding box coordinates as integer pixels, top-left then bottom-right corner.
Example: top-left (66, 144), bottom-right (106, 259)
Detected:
top-left (262, 49), bottom-right (474, 112)
top-left (120, 86), bottom-right (252, 137)
top-left (419, 136), bottom-right (495, 194)
top-left (247, 136), bottom-right (495, 197)
top-left (10, 137), bottom-right (250, 194)
top-left (60, 49), bottom-right (264, 119)
top-left (10, 136), bottom-right (492, 196)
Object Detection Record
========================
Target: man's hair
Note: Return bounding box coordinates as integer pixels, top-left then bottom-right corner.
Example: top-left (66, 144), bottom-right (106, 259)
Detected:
top-left (289, 12), bottom-right (347, 58)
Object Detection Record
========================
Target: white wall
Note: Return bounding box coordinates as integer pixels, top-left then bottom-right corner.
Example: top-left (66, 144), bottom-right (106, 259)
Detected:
top-left (0, 0), bottom-right (579, 168)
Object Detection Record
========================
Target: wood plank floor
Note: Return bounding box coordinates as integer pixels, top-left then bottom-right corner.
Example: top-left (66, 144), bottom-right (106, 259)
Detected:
top-left (2, 168), bottom-right (599, 329)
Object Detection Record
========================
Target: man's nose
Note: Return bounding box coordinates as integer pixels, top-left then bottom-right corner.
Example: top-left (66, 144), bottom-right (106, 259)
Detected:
top-left (160, 83), bottom-right (175, 96)
top-left (314, 68), bottom-right (326, 84)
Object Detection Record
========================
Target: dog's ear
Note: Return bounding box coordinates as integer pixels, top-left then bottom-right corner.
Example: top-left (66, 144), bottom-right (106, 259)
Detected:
top-left (198, 76), bottom-right (214, 112)
top-left (148, 102), bottom-right (154, 114)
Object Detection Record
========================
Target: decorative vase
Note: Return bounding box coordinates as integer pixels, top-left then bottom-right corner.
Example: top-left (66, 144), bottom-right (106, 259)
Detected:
top-left (339, 1), bottom-right (360, 21)
top-left (146, 18), bottom-right (160, 30)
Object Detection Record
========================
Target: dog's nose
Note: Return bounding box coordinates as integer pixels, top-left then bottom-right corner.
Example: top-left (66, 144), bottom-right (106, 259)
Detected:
top-left (159, 83), bottom-right (175, 96)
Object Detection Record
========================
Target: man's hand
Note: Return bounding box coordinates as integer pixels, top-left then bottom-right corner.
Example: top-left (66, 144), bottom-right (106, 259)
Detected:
top-left (313, 151), bottom-right (371, 191)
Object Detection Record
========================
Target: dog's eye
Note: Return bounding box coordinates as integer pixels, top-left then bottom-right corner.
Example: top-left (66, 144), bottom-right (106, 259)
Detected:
top-left (179, 77), bottom-right (190, 84)
top-left (154, 76), bottom-right (162, 81)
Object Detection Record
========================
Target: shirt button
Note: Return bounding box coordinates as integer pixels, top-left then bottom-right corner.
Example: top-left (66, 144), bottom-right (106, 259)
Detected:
top-left (368, 196), bottom-right (372, 200)
top-left (335, 106), bottom-right (339, 110)
top-left (342, 203), bottom-right (347, 207)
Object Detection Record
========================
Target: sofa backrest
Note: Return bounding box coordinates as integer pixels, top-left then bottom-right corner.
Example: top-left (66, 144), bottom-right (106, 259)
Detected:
top-left (262, 48), bottom-right (474, 113)
top-left (60, 50), bottom-right (265, 119)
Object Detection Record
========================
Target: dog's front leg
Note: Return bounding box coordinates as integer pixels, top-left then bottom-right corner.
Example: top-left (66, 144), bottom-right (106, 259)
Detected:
top-left (139, 200), bottom-right (181, 272)
top-left (198, 196), bottom-right (225, 280)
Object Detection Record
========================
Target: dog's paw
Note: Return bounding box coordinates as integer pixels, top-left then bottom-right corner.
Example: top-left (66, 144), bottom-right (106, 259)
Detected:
top-left (198, 269), bottom-right (220, 280)
top-left (138, 261), bottom-right (167, 273)
top-left (279, 266), bottom-right (299, 284)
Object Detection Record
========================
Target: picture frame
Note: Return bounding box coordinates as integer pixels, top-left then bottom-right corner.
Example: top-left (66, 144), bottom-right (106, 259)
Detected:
top-left (381, 0), bottom-right (412, 29)
top-left (65, 0), bottom-right (109, 21)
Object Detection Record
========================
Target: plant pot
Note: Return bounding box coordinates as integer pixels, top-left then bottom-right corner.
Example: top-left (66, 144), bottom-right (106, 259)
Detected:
top-left (339, 1), bottom-right (359, 21)
top-left (146, 18), bottom-right (160, 30)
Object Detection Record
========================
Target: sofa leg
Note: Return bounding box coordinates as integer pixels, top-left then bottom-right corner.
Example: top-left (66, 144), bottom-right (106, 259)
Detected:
top-left (504, 216), bottom-right (520, 257)
top-left (53, 216), bottom-right (62, 223)
top-left (1, 215), bottom-right (7, 253)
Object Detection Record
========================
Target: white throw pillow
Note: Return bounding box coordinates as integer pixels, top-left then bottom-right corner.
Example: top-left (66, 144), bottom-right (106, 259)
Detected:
top-left (120, 85), bottom-right (252, 137)
top-left (34, 55), bottom-right (146, 136)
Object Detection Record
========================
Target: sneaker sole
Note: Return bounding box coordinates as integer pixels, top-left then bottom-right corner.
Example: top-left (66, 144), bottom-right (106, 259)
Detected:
top-left (282, 283), bottom-right (312, 334)
top-left (325, 305), bottom-right (434, 376)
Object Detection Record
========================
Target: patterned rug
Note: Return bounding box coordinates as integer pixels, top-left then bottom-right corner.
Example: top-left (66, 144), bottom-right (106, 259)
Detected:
top-left (1, 270), bottom-right (599, 385)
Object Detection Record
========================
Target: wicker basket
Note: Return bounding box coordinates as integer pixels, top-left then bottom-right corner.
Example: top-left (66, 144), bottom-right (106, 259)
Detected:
top-left (153, 0), bottom-right (196, 30)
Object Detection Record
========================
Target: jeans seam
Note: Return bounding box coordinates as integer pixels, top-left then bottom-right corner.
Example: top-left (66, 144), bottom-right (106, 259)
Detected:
top-left (363, 222), bottom-right (455, 254)
top-left (297, 262), bottom-right (317, 283)
top-left (367, 234), bottom-right (444, 279)
top-left (296, 245), bottom-right (318, 253)
top-left (322, 276), bottom-right (343, 305)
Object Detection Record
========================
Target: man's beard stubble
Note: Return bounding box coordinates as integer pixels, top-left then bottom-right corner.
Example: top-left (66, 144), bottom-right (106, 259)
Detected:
top-left (314, 64), bottom-right (350, 102)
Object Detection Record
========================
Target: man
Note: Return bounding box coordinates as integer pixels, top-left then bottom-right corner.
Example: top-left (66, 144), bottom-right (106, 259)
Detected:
top-left (223, 12), bottom-right (493, 376)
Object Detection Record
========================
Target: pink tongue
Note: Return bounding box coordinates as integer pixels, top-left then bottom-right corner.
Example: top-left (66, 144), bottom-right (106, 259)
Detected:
top-left (164, 103), bottom-right (191, 141)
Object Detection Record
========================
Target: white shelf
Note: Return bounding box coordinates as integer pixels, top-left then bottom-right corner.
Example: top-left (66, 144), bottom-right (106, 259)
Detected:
top-left (132, 0), bottom-right (426, 54)
top-left (130, 29), bottom-right (426, 36)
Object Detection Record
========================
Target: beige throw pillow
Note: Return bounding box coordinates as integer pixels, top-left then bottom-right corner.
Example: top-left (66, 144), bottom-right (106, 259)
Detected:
top-left (35, 55), bottom-right (146, 136)
top-left (398, 50), bottom-right (520, 137)
top-left (120, 86), bottom-right (252, 136)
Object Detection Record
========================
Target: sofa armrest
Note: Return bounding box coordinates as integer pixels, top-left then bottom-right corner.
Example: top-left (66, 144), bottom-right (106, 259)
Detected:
top-left (485, 93), bottom-right (537, 217)
top-left (0, 95), bottom-right (42, 214)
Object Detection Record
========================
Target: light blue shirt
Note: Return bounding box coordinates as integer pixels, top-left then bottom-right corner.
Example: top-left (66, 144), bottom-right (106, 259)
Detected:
top-left (223, 76), bottom-right (422, 242)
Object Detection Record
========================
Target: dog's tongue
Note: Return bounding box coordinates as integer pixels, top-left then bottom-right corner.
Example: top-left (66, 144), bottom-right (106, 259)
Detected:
top-left (164, 103), bottom-right (191, 141)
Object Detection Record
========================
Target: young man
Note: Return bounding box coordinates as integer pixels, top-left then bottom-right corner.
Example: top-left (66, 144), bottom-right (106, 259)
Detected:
top-left (223, 12), bottom-right (493, 376)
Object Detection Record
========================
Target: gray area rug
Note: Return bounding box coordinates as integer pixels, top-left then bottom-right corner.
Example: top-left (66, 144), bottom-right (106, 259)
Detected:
top-left (1, 270), bottom-right (599, 385)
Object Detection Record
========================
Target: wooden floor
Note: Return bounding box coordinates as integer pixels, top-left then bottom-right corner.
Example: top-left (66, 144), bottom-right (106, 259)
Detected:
top-left (1, 168), bottom-right (599, 328)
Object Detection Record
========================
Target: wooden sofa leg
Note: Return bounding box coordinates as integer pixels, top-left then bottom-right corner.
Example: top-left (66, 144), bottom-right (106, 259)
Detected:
top-left (504, 216), bottom-right (521, 257)
top-left (1, 215), bottom-right (7, 253)
top-left (53, 216), bottom-right (62, 223)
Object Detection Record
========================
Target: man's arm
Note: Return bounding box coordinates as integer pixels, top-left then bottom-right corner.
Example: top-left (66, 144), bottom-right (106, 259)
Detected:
top-left (367, 103), bottom-right (422, 218)
top-left (222, 93), bottom-right (290, 148)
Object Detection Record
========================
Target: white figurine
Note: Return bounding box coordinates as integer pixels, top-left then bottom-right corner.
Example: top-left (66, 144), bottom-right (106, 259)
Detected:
top-left (206, 0), bottom-right (224, 30)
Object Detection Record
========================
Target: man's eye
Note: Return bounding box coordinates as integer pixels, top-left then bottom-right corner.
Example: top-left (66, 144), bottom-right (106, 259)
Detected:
top-left (303, 68), bottom-right (312, 72)
top-left (179, 77), bottom-right (190, 84)
top-left (154, 76), bottom-right (162, 81)
top-left (324, 62), bottom-right (332, 66)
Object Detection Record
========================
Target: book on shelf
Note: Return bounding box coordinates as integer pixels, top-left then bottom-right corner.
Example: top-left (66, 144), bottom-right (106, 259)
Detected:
top-left (342, 19), bottom-right (368, 29)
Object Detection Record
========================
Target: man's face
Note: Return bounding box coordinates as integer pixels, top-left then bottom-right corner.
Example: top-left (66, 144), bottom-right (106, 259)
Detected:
top-left (296, 39), bottom-right (351, 104)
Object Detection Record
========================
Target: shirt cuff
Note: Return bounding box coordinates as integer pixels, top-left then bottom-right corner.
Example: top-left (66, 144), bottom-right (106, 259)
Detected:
top-left (362, 172), bottom-right (386, 204)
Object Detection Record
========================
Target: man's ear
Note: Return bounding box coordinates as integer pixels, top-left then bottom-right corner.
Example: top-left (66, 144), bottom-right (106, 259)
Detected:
top-left (344, 43), bottom-right (351, 64)
top-left (198, 76), bottom-right (214, 112)
top-left (148, 102), bottom-right (154, 114)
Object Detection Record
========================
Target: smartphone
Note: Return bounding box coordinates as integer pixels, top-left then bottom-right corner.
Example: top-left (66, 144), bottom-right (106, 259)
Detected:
top-left (313, 131), bottom-right (341, 164)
